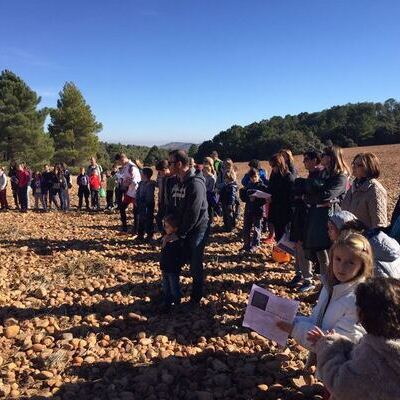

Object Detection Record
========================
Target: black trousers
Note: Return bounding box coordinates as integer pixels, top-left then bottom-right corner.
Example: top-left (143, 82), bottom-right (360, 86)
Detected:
top-left (17, 186), bottom-right (28, 211)
top-left (106, 190), bottom-right (114, 209)
top-left (78, 187), bottom-right (90, 209)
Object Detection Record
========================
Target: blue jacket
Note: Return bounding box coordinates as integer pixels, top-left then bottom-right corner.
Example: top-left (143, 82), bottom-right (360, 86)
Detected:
top-left (241, 168), bottom-right (269, 187)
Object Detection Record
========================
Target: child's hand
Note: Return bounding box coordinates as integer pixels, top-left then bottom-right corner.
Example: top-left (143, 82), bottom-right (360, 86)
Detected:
top-left (276, 320), bottom-right (293, 334)
top-left (307, 327), bottom-right (326, 345)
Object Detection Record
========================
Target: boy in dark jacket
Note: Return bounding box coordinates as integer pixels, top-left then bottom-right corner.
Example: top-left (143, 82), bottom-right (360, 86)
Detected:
top-left (160, 214), bottom-right (184, 312)
top-left (220, 169), bottom-right (238, 232)
top-left (77, 167), bottom-right (90, 210)
top-left (240, 168), bottom-right (268, 252)
top-left (136, 167), bottom-right (156, 241)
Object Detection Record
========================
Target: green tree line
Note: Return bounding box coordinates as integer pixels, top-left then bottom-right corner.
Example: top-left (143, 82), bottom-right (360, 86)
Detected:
top-left (195, 99), bottom-right (400, 161)
top-left (2, 69), bottom-right (400, 169)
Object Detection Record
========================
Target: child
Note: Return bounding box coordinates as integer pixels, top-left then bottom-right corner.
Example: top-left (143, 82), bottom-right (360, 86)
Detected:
top-left (77, 167), bottom-right (90, 210)
top-left (309, 277), bottom-right (400, 400)
top-left (240, 168), bottom-right (268, 252)
top-left (0, 167), bottom-right (8, 210)
top-left (160, 215), bottom-right (184, 312)
top-left (276, 232), bottom-right (373, 352)
top-left (105, 169), bottom-right (117, 210)
top-left (136, 167), bottom-right (156, 241)
top-left (31, 171), bottom-right (45, 210)
top-left (89, 170), bottom-right (101, 210)
top-left (219, 169), bottom-right (238, 232)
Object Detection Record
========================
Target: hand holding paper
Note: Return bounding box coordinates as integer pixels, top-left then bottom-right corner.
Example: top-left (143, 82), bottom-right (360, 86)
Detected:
top-left (248, 190), bottom-right (271, 201)
top-left (243, 284), bottom-right (299, 346)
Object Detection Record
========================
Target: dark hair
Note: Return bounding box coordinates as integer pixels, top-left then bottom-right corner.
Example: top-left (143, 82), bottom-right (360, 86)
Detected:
top-left (169, 150), bottom-right (189, 166)
top-left (164, 214), bottom-right (179, 229)
top-left (248, 168), bottom-right (259, 179)
top-left (115, 153), bottom-right (126, 161)
top-left (303, 151), bottom-right (321, 164)
top-left (340, 219), bottom-right (368, 235)
top-left (248, 159), bottom-right (260, 169)
top-left (142, 167), bottom-right (153, 179)
top-left (156, 159), bottom-right (169, 171)
top-left (356, 277), bottom-right (400, 338)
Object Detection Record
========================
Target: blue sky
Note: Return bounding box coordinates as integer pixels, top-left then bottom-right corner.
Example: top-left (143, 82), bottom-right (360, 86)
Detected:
top-left (1, 0), bottom-right (399, 145)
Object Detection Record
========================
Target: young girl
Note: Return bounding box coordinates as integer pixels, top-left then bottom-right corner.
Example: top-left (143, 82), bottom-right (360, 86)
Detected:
top-left (31, 171), bottom-right (45, 210)
top-left (219, 169), bottom-right (238, 232)
top-left (89, 170), bottom-right (101, 210)
top-left (160, 215), bottom-right (184, 313)
top-left (309, 277), bottom-right (400, 400)
top-left (277, 232), bottom-right (373, 351)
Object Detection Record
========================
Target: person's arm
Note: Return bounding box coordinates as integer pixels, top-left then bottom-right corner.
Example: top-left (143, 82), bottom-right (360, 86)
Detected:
top-left (315, 334), bottom-right (359, 399)
top-left (241, 174), bottom-right (250, 187)
top-left (368, 183), bottom-right (388, 228)
top-left (177, 179), bottom-right (206, 238)
top-left (319, 174), bottom-right (347, 203)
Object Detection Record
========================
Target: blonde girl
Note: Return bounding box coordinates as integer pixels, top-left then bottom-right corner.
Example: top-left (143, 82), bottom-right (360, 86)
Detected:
top-left (277, 232), bottom-right (373, 350)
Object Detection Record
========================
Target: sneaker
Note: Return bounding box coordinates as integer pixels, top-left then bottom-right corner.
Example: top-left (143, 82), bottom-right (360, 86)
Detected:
top-left (120, 226), bottom-right (128, 233)
top-left (287, 274), bottom-right (302, 288)
top-left (249, 246), bottom-right (259, 253)
top-left (298, 280), bottom-right (316, 293)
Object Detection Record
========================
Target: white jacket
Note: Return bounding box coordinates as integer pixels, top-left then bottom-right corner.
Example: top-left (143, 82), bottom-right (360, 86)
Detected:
top-left (117, 160), bottom-right (141, 198)
top-left (0, 173), bottom-right (7, 191)
top-left (292, 278), bottom-right (365, 350)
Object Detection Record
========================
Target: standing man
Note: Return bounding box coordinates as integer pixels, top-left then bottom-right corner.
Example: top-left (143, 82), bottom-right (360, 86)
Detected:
top-left (167, 150), bottom-right (209, 308)
top-left (115, 153), bottom-right (141, 232)
top-left (86, 157), bottom-right (103, 180)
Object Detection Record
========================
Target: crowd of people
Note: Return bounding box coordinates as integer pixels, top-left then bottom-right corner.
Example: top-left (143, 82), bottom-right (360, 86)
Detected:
top-left (1, 146), bottom-right (400, 399)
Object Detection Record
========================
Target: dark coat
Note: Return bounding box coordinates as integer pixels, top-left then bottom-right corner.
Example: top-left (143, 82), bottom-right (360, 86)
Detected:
top-left (160, 236), bottom-right (184, 273)
top-left (303, 172), bottom-right (348, 251)
top-left (267, 172), bottom-right (295, 228)
top-left (241, 181), bottom-right (269, 218)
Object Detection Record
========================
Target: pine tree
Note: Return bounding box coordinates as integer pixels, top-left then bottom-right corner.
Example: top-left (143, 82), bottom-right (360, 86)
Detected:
top-left (144, 145), bottom-right (169, 166)
top-left (48, 82), bottom-right (102, 166)
top-left (0, 70), bottom-right (54, 168)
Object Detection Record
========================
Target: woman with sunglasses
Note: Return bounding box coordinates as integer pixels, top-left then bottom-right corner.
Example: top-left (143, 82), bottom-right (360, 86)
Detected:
top-left (341, 153), bottom-right (387, 229)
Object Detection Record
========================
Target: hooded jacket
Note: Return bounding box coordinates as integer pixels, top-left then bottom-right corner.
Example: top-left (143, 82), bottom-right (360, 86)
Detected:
top-left (315, 333), bottom-right (400, 400)
top-left (292, 278), bottom-right (365, 351)
top-left (169, 168), bottom-right (208, 239)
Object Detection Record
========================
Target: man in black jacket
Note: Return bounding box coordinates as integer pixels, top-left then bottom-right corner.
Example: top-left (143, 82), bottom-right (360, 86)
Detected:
top-left (167, 150), bottom-right (209, 307)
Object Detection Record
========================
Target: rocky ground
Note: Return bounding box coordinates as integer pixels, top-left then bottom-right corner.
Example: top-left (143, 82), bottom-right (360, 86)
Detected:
top-left (0, 144), bottom-right (399, 400)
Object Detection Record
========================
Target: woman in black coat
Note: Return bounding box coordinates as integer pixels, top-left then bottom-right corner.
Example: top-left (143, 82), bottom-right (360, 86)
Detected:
top-left (267, 153), bottom-right (295, 242)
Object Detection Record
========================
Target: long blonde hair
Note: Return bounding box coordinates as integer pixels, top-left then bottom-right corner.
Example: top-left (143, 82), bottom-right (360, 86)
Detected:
top-left (203, 157), bottom-right (216, 175)
top-left (328, 232), bottom-right (374, 287)
top-left (323, 146), bottom-right (351, 176)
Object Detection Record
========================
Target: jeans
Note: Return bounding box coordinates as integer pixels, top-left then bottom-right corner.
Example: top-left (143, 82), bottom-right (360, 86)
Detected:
top-left (106, 190), bottom-right (114, 209)
top-left (243, 212), bottom-right (262, 249)
top-left (137, 204), bottom-right (155, 238)
top-left (91, 190), bottom-right (99, 209)
top-left (34, 193), bottom-right (46, 209)
top-left (185, 224), bottom-right (209, 303)
top-left (222, 203), bottom-right (236, 231)
top-left (294, 242), bottom-right (313, 280)
top-left (60, 189), bottom-right (70, 210)
top-left (17, 186), bottom-right (28, 211)
top-left (162, 273), bottom-right (181, 305)
top-left (50, 189), bottom-right (61, 209)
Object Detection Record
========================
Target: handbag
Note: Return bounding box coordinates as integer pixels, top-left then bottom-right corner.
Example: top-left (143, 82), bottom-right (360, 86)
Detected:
top-left (99, 187), bottom-right (106, 198)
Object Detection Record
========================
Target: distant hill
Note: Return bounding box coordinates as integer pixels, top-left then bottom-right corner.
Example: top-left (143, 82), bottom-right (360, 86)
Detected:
top-left (160, 142), bottom-right (196, 151)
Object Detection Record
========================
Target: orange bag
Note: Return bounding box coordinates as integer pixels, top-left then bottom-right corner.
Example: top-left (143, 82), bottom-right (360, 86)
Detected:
top-left (272, 246), bottom-right (292, 263)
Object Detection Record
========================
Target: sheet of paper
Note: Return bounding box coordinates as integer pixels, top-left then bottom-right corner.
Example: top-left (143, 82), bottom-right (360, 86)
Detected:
top-left (242, 284), bottom-right (299, 346)
top-left (249, 190), bottom-right (271, 200)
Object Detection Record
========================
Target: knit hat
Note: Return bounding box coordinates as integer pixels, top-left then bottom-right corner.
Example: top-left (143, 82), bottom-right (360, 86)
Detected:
top-left (329, 210), bottom-right (357, 230)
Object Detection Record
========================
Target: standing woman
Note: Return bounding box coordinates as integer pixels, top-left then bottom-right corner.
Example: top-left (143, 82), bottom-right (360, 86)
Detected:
top-left (280, 149), bottom-right (298, 179)
top-left (341, 153), bottom-right (387, 229)
top-left (50, 165), bottom-right (62, 209)
top-left (267, 153), bottom-right (295, 241)
top-left (303, 146), bottom-right (350, 279)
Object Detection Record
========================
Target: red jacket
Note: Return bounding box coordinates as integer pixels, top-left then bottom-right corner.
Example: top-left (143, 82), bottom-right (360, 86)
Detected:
top-left (17, 169), bottom-right (30, 188)
top-left (89, 175), bottom-right (101, 190)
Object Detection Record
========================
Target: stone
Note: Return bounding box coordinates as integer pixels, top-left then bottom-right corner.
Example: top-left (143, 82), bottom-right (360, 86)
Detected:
top-left (5, 325), bottom-right (20, 338)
